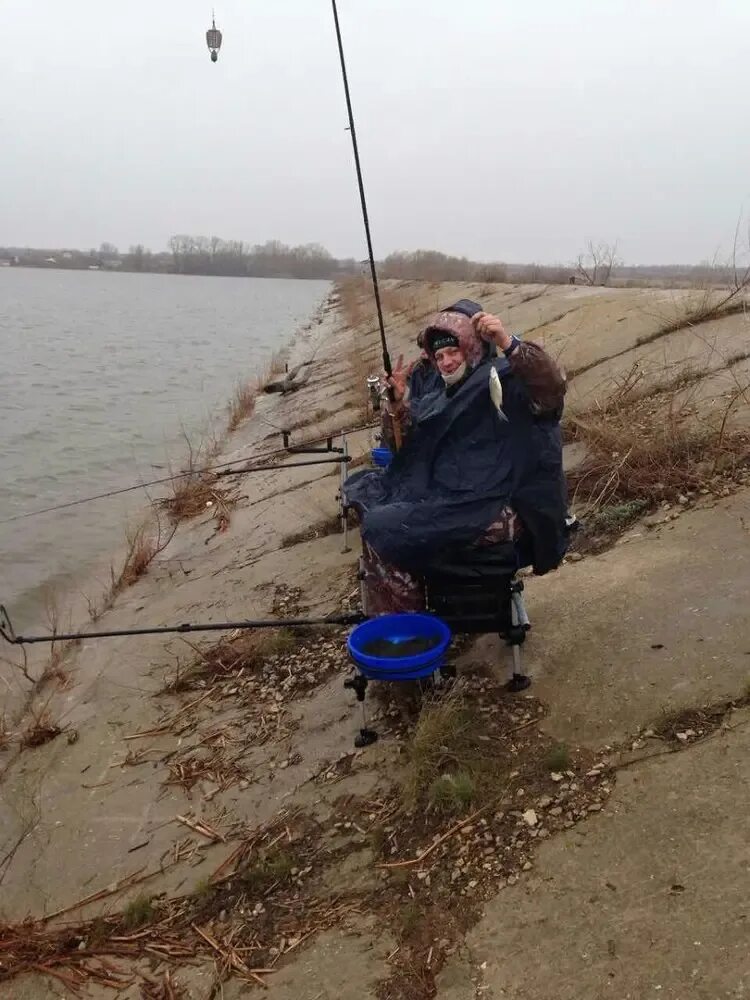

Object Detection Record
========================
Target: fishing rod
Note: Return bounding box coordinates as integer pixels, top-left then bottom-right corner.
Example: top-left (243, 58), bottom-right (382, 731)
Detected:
top-left (331, 1), bottom-right (403, 453)
top-left (0, 453), bottom-right (348, 524)
top-left (331, 0), bottom-right (391, 381)
top-left (0, 604), bottom-right (364, 647)
top-left (0, 420), bottom-right (380, 526)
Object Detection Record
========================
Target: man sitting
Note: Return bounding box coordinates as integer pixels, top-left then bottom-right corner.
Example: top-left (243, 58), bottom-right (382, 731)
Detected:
top-left (345, 303), bottom-right (567, 614)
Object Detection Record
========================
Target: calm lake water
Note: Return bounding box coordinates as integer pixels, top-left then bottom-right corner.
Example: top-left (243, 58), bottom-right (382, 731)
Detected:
top-left (0, 269), bottom-right (330, 628)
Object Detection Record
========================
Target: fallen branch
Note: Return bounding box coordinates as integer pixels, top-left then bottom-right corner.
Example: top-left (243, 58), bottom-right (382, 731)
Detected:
top-left (41, 864), bottom-right (172, 923)
top-left (175, 814), bottom-right (226, 843)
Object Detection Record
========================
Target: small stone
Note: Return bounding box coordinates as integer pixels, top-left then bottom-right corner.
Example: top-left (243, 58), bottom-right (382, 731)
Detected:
top-left (548, 806), bottom-right (563, 816)
top-left (507, 874), bottom-right (518, 885)
top-left (522, 861), bottom-right (533, 871)
top-left (538, 795), bottom-right (553, 809)
top-left (550, 772), bottom-right (564, 782)
top-left (568, 552), bottom-right (583, 562)
top-left (522, 809), bottom-right (538, 828)
top-left (587, 802), bottom-right (603, 812)
top-left (676, 732), bottom-right (689, 743)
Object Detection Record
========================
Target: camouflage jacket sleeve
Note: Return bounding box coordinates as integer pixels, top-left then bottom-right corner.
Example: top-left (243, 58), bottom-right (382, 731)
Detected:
top-left (508, 340), bottom-right (566, 414)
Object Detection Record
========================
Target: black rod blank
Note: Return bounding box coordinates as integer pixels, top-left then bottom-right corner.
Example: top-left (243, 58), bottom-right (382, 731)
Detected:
top-left (0, 605), bottom-right (363, 647)
top-left (330, 0), bottom-right (391, 377)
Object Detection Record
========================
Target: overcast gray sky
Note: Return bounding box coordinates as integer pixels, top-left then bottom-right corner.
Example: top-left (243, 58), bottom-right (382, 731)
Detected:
top-left (2, 0), bottom-right (749, 265)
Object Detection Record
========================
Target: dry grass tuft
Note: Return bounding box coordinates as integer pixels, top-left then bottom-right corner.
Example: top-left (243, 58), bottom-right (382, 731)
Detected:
top-left (335, 276), bottom-right (374, 329)
top-left (239, 847), bottom-right (298, 892)
top-left (26, 591), bottom-right (81, 689)
top-left (650, 688), bottom-right (750, 745)
top-left (158, 470), bottom-right (238, 530)
top-left (156, 434), bottom-right (238, 530)
top-left (543, 743), bottom-right (571, 772)
top-left (227, 380), bottom-right (259, 432)
top-left (334, 275), bottom-right (427, 332)
top-left (121, 893), bottom-right (156, 931)
top-left (269, 349), bottom-right (288, 375)
top-left (568, 400), bottom-right (712, 509)
top-left (117, 524), bottom-right (161, 589)
top-left (163, 627), bottom-right (300, 693)
top-left (20, 710), bottom-right (62, 750)
top-left (99, 516), bottom-right (178, 614)
top-left (427, 770), bottom-right (476, 815)
top-left (400, 690), bottom-right (492, 815)
top-left (656, 287), bottom-right (748, 338)
top-left (567, 373), bottom-right (750, 525)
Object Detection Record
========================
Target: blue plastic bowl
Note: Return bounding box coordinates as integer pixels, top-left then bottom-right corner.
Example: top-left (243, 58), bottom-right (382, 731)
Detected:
top-left (347, 613), bottom-right (452, 681)
top-left (371, 446), bottom-right (393, 469)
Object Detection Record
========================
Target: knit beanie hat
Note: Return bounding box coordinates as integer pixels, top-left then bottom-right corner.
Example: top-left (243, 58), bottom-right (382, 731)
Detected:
top-left (426, 330), bottom-right (460, 353)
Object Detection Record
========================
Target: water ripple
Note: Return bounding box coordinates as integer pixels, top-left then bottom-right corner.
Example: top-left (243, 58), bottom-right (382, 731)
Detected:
top-left (0, 269), bottom-right (329, 626)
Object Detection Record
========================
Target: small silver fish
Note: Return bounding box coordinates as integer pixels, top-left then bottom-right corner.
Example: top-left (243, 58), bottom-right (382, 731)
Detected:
top-left (489, 366), bottom-right (508, 422)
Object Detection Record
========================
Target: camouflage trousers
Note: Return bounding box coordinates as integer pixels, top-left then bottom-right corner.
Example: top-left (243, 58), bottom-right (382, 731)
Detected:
top-left (360, 507), bottom-right (522, 615)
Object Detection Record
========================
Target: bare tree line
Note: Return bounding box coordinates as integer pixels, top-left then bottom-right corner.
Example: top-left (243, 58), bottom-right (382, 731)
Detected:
top-left (165, 236), bottom-right (347, 279)
top-left (3, 233), bottom-right (747, 289)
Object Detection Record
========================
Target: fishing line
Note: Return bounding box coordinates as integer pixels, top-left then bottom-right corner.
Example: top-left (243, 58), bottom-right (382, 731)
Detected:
top-left (0, 419), bottom-right (380, 525)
